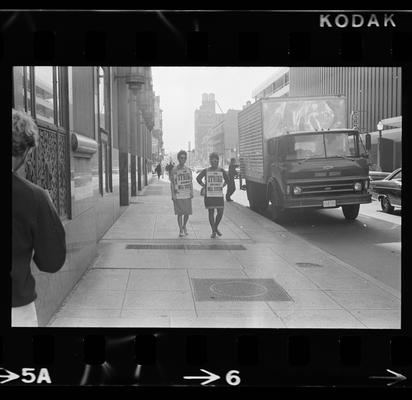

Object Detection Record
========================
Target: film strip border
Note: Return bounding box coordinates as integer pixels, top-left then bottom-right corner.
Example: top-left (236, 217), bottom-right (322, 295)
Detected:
top-left (0, 333), bottom-right (411, 385)
top-left (2, 10), bottom-right (411, 387)
top-left (0, 11), bottom-right (411, 64)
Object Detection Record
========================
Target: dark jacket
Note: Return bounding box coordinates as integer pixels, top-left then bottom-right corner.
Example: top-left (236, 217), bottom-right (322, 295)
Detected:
top-left (12, 172), bottom-right (66, 307)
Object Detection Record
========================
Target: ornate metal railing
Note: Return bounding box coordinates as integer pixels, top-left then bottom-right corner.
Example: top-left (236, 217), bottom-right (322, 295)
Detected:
top-left (25, 121), bottom-right (71, 219)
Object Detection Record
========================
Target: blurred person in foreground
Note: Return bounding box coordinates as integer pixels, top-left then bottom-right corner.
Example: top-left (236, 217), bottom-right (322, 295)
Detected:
top-left (12, 109), bottom-right (66, 327)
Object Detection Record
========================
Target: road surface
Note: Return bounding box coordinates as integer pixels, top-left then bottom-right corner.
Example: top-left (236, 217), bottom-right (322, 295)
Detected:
top-left (193, 178), bottom-right (401, 293)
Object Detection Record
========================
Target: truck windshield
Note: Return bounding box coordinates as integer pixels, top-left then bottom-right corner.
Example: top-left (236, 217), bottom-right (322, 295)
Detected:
top-left (283, 132), bottom-right (358, 161)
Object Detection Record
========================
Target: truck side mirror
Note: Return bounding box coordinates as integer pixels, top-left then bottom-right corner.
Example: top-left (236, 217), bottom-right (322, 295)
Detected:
top-left (365, 133), bottom-right (372, 151)
top-left (268, 138), bottom-right (276, 155)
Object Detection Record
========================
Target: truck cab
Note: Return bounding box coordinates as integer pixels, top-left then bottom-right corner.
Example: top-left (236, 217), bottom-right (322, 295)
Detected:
top-left (265, 128), bottom-right (371, 220)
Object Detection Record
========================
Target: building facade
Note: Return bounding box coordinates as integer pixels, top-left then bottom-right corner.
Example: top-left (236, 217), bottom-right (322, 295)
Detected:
top-left (152, 95), bottom-right (164, 164)
top-left (251, 67), bottom-right (402, 172)
top-left (204, 109), bottom-right (240, 167)
top-left (194, 93), bottom-right (224, 165)
top-left (289, 67), bottom-right (402, 171)
top-left (12, 66), bottom-right (156, 326)
top-left (252, 67), bottom-right (290, 100)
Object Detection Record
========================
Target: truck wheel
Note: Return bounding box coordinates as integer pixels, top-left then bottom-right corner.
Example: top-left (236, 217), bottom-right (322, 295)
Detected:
top-left (269, 184), bottom-right (284, 222)
top-left (246, 180), bottom-right (267, 212)
top-left (380, 197), bottom-right (394, 213)
top-left (342, 204), bottom-right (360, 220)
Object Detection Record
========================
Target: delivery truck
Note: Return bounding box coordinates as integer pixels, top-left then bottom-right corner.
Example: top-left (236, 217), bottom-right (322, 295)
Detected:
top-left (238, 95), bottom-right (372, 221)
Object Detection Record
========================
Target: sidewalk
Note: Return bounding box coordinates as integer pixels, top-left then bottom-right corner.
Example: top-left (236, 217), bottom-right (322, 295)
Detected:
top-left (48, 176), bottom-right (401, 328)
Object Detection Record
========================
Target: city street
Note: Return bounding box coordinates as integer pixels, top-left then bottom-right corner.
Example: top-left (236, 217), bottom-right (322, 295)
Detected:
top-left (48, 176), bottom-right (401, 329)
top-left (221, 179), bottom-right (401, 294)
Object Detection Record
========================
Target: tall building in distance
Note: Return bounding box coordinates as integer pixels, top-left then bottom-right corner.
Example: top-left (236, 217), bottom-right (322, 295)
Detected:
top-left (152, 95), bottom-right (164, 163)
top-left (194, 93), bottom-right (224, 164)
top-left (203, 109), bottom-right (241, 167)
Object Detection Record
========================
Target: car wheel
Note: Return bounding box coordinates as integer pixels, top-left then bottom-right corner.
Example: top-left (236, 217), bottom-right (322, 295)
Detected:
top-left (381, 197), bottom-right (394, 213)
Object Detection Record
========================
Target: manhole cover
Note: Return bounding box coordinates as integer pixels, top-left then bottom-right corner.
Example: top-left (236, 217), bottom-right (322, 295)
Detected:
top-left (210, 281), bottom-right (268, 298)
top-left (192, 278), bottom-right (292, 302)
top-left (295, 262), bottom-right (323, 268)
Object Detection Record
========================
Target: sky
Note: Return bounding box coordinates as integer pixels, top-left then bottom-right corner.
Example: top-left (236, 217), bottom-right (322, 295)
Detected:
top-left (151, 67), bottom-right (279, 153)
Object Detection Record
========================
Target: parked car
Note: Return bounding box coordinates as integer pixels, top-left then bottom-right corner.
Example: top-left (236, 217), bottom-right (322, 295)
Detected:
top-left (370, 168), bottom-right (402, 213)
top-left (369, 171), bottom-right (392, 181)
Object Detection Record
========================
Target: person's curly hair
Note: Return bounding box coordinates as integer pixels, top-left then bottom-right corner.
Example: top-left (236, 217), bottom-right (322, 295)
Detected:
top-left (12, 109), bottom-right (39, 157)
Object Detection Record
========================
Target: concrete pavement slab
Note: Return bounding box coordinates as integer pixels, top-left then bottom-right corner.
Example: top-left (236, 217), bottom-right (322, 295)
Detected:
top-left (325, 289), bottom-right (401, 310)
top-left (347, 309), bottom-right (401, 329)
top-left (61, 289), bottom-right (125, 309)
top-left (49, 316), bottom-right (170, 327)
top-left (127, 269), bottom-right (191, 291)
top-left (267, 289), bottom-right (343, 311)
top-left (123, 290), bottom-right (195, 310)
top-left (277, 309), bottom-right (367, 328)
top-left (171, 314), bottom-right (286, 328)
top-left (50, 307), bottom-right (122, 319)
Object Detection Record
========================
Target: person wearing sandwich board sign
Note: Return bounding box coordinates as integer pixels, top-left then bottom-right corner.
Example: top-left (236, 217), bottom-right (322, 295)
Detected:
top-left (170, 150), bottom-right (193, 237)
top-left (196, 152), bottom-right (229, 238)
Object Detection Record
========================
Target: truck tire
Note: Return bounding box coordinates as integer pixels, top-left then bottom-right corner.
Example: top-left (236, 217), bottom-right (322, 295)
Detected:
top-left (246, 180), bottom-right (267, 212)
top-left (380, 197), bottom-right (394, 213)
top-left (342, 204), bottom-right (360, 220)
top-left (269, 183), bottom-right (284, 222)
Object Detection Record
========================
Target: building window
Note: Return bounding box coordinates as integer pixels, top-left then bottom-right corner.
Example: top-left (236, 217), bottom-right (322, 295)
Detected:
top-left (98, 66), bottom-right (106, 131)
top-left (14, 66), bottom-right (71, 219)
top-left (34, 67), bottom-right (55, 125)
top-left (96, 66), bottom-right (112, 194)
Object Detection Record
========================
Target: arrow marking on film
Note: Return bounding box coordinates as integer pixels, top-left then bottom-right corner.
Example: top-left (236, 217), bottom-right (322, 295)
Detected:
top-left (0, 369), bottom-right (20, 384)
top-left (370, 369), bottom-right (407, 386)
top-left (183, 369), bottom-right (220, 385)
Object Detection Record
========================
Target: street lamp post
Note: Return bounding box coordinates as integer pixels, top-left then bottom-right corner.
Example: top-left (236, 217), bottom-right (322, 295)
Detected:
top-left (377, 121), bottom-right (384, 171)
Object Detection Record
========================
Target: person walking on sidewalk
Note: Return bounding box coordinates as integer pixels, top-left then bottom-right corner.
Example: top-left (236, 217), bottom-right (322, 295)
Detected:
top-left (12, 109), bottom-right (66, 327)
top-left (165, 160), bottom-right (175, 180)
top-left (170, 150), bottom-right (193, 237)
top-left (226, 157), bottom-right (238, 202)
top-left (197, 152), bottom-right (229, 238)
top-left (154, 162), bottom-right (162, 180)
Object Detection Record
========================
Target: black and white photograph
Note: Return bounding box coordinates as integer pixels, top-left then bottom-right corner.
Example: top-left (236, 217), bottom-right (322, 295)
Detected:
top-left (11, 65), bottom-right (401, 329)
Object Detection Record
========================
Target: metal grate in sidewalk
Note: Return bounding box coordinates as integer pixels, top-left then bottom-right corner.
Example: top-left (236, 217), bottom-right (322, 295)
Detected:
top-left (191, 278), bottom-right (292, 301)
top-left (125, 244), bottom-right (246, 250)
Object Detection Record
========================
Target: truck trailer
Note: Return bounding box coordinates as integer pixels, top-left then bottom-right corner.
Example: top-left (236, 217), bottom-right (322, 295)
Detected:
top-left (238, 95), bottom-right (372, 221)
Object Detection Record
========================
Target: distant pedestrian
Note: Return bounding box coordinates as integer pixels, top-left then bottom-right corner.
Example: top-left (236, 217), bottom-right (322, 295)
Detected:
top-left (155, 163), bottom-right (162, 180)
top-left (165, 160), bottom-right (175, 180)
top-left (226, 157), bottom-right (238, 201)
top-left (196, 152), bottom-right (229, 238)
top-left (12, 109), bottom-right (66, 327)
top-left (170, 150), bottom-right (193, 237)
